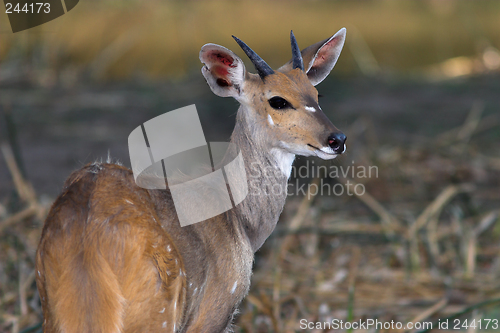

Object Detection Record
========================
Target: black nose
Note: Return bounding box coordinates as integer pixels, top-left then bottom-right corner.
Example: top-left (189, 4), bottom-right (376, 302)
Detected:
top-left (327, 132), bottom-right (346, 154)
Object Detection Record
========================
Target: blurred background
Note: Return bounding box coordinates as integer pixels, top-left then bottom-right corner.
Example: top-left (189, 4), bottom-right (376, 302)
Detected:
top-left (1, 0), bottom-right (499, 332)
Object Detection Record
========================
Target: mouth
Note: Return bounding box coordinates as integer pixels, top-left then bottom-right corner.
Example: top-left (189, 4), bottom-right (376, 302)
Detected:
top-left (307, 144), bottom-right (339, 160)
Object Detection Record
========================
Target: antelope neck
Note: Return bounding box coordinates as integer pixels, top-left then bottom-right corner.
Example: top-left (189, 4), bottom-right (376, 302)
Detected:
top-left (230, 105), bottom-right (292, 251)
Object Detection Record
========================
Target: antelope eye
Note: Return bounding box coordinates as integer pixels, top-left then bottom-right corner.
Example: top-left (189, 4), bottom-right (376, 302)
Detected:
top-left (268, 97), bottom-right (291, 110)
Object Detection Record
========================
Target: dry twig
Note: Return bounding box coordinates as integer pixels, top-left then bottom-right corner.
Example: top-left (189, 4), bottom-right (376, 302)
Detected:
top-left (279, 177), bottom-right (320, 258)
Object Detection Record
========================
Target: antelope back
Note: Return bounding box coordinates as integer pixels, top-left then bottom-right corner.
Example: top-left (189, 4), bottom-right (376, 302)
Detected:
top-left (36, 164), bottom-right (186, 333)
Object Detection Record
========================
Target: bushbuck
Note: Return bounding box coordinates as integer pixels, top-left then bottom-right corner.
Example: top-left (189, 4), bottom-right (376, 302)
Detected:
top-left (35, 29), bottom-right (347, 333)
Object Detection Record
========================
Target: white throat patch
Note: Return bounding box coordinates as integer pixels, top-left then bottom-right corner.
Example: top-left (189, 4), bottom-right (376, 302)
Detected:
top-left (270, 148), bottom-right (296, 178)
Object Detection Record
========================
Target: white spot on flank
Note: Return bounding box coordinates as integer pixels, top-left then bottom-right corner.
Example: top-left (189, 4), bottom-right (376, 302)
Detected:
top-left (159, 308), bottom-right (165, 313)
top-left (162, 321), bottom-right (167, 328)
top-left (305, 106), bottom-right (316, 112)
top-left (231, 281), bottom-right (238, 294)
top-left (174, 324), bottom-right (176, 332)
top-left (167, 245), bottom-right (171, 252)
top-left (193, 287), bottom-right (198, 294)
top-left (174, 300), bottom-right (177, 310)
top-left (189, 282), bottom-right (193, 287)
top-left (37, 271), bottom-right (41, 277)
top-left (124, 199), bottom-right (134, 205)
top-left (267, 114), bottom-right (274, 126)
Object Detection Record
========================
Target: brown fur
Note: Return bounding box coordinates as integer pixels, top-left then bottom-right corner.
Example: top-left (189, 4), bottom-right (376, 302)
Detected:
top-left (36, 164), bottom-right (186, 333)
top-left (239, 70), bottom-right (340, 152)
top-left (37, 161), bottom-right (253, 332)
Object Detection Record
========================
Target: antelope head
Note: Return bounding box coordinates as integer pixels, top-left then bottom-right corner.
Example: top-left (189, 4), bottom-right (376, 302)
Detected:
top-left (200, 29), bottom-right (347, 166)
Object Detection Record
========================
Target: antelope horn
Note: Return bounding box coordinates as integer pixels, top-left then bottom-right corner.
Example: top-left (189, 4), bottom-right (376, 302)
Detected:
top-left (232, 35), bottom-right (274, 79)
top-left (290, 30), bottom-right (304, 71)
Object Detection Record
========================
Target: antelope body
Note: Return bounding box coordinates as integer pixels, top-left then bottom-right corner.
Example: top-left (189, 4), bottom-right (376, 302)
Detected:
top-left (35, 29), bottom-right (347, 333)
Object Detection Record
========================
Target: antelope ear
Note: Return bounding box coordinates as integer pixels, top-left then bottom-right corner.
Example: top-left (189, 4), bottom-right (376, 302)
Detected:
top-left (279, 28), bottom-right (346, 86)
top-left (200, 44), bottom-right (246, 98)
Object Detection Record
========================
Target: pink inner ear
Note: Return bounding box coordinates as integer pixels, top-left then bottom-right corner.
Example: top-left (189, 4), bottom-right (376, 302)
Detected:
top-left (314, 36), bottom-right (341, 66)
top-left (206, 51), bottom-right (237, 82)
top-left (209, 51), bottom-right (235, 67)
top-left (213, 65), bottom-right (229, 77)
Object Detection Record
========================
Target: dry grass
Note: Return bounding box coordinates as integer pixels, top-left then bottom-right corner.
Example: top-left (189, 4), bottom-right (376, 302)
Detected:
top-left (0, 144), bottom-right (47, 333)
